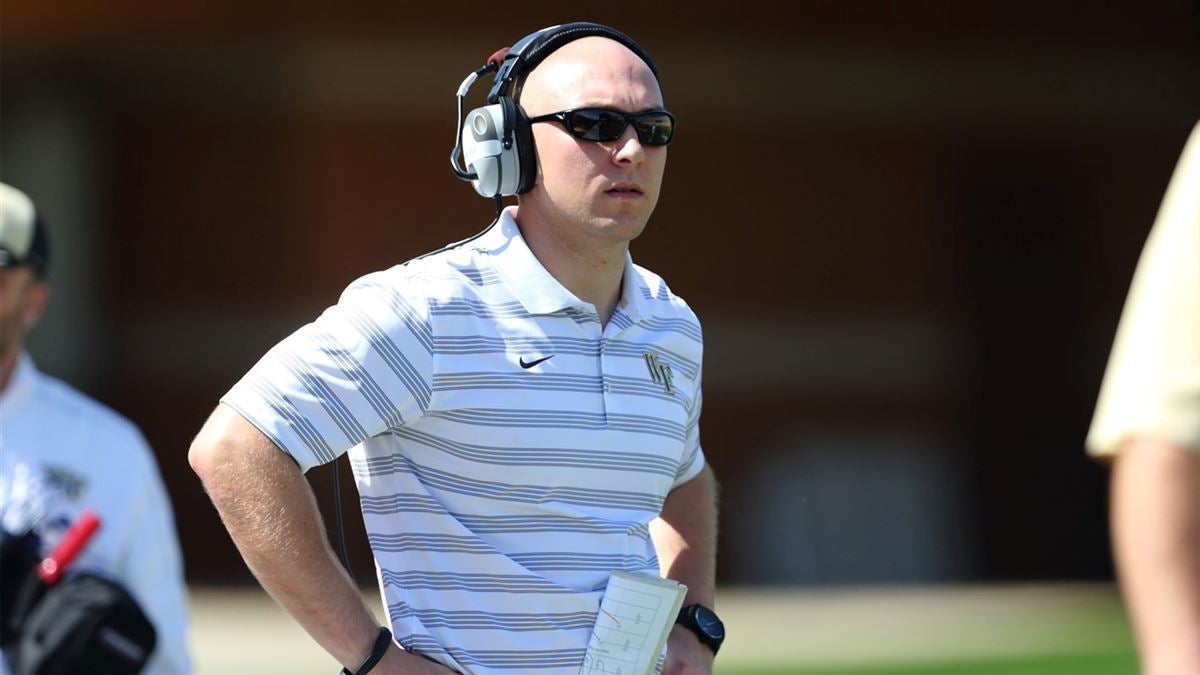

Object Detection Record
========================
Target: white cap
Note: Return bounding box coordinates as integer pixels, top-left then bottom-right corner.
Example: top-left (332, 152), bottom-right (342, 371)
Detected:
top-left (0, 182), bottom-right (47, 274)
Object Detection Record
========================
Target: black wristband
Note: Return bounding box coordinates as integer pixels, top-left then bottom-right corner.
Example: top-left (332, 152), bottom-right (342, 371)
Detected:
top-left (340, 626), bottom-right (392, 675)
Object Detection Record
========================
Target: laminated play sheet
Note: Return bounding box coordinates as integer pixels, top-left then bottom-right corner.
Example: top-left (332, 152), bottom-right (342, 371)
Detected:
top-left (579, 571), bottom-right (688, 675)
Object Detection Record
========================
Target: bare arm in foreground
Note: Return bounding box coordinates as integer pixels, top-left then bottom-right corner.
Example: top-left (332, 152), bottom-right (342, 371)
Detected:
top-left (189, 404), bottom-right (452, 674)
top-left (1111, 435), bottom-right (1200, 675)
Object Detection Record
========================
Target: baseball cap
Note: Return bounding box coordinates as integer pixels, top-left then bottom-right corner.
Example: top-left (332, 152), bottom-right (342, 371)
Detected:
top-left (0, 182), bottom-right (50, 279)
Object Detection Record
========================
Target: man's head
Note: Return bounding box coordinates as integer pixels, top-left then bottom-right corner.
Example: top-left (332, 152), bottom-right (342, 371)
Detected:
top-left (0, 183), bottom-right (50, 383)
top-left (515, 33), bottom-right (669, 246)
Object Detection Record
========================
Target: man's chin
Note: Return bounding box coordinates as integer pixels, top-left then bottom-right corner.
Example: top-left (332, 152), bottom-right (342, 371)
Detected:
top-left (591, 214), bottom-right (648, 243)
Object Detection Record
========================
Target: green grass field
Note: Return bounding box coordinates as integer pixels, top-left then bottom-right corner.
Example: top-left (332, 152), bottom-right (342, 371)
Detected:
top-left (190, 583), bottom-right (1136, 675)
top-left (722, 652), bottom-right (1137, 674)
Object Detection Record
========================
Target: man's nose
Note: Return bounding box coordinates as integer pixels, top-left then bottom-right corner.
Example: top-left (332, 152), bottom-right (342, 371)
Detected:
top-left (612, 126), bottom-right (645, 166)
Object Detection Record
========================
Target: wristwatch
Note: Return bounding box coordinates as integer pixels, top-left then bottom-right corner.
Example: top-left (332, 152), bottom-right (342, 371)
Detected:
top-left (675, 604), bottom-right (725, 655)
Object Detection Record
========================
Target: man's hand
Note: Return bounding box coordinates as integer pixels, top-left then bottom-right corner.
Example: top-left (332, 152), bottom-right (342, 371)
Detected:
top-left (661, 624), bottom-right (714, 675)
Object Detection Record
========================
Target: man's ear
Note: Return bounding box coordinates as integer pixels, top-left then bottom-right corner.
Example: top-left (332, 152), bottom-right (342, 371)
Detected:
top-left (22, 280), bottom-right (50, 332)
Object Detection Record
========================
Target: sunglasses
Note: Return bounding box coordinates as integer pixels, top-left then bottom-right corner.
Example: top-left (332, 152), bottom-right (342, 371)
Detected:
top-left (528, 107), bottom-right (676, 146)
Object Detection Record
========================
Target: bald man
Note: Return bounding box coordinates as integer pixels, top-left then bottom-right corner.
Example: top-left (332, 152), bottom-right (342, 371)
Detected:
top-left (190, 24), bottom-right (719, 675)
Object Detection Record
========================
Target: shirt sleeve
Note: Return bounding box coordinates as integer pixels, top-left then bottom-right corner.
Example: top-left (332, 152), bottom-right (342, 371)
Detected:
top-left (121, 434), bottom-right (193, 675)
top-left (1087, 121), bottom-right (1200, 457)
top-left (673, 352), bottom-right (707, 488)
top-left (221, 270), bottom-right (436, 472)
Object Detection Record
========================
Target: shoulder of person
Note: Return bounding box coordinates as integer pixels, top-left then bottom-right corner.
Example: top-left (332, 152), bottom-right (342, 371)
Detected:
top-left (630, 262), bottom-right (702, 327)
top-left (340, 248), bottom-right (492, 307)
top-left (33, 372), bottom-right (154, 460)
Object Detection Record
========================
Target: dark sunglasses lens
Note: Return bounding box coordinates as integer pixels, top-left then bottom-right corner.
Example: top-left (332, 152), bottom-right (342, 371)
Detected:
top-left (565, 109), bottom-right (674, 145)
top-left (634, 113), bottom-right (674, 146)
top-left (567, 109), bottom-right (620, 141)
top-left (596, 111), bottom-right (631, 141)
top-left (571, 109), bottom-right (628, 140)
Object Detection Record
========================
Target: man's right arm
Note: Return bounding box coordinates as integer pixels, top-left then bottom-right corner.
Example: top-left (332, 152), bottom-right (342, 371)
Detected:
top-left (188, 403), bottom-right (451, 674)
top-left (1111, 435), bottom-right (1200, 675)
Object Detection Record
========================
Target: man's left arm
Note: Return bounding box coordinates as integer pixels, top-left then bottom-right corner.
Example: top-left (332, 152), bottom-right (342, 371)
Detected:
top-left (651, 464), bottom-right (718, 675)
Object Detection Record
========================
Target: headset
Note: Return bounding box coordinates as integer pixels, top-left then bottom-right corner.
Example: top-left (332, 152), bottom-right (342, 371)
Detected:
top-left (449, 22), bottom-right (661, 210)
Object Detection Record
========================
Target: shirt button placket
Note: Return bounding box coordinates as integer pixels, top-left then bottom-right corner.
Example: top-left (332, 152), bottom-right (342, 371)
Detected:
top-left (599, 338), bottom-right (613, 421)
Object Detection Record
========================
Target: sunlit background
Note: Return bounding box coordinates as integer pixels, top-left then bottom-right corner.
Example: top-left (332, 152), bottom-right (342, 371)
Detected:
top-left (4, 2), bottom-right (1198, 673)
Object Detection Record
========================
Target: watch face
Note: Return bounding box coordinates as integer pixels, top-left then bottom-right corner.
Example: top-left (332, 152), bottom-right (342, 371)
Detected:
top-left (695, 606), bottom-right (725, 640)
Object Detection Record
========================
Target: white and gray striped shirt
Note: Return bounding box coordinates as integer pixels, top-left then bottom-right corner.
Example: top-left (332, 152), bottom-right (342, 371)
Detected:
top-left (222, 209), bottom-right (705, 674)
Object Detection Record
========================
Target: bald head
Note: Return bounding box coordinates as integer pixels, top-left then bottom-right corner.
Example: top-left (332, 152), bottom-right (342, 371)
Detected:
top-left (520, 37), bottom-right (663, 117)
top-left (512, 33), bottom-right (669, 253)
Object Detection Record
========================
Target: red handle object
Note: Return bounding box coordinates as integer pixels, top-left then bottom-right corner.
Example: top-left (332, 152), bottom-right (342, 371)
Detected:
top-left (37, 509), bottom-right (102, 585)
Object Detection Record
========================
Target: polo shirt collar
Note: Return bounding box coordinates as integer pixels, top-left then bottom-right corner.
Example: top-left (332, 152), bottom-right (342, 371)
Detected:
top-left (481, 208), bottom-right (648, 322)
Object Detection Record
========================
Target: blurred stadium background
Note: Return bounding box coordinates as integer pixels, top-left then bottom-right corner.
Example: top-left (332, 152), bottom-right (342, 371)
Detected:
top-left (3, 2), bottom-right (1198, 673)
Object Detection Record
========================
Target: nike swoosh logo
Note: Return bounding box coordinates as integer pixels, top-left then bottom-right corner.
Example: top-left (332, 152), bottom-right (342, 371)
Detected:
top-left (519, 355), bottom-right (555, 369)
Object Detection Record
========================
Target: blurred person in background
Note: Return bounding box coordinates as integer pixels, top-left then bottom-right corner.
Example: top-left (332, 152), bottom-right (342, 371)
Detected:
top-left (0, 182), bottom-right (192, 674)
top-left (190, 21), bottom-right (720, 675)
top-left (1088, 121), bottom-right (1200, 675)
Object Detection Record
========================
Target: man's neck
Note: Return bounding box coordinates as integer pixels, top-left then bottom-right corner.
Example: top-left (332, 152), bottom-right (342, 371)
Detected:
top-left (514, 209), bottom-right (628, 326)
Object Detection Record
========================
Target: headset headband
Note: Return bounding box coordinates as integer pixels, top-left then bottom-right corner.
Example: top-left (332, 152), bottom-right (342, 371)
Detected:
top-left (485, 22), bottom-right (661, 104)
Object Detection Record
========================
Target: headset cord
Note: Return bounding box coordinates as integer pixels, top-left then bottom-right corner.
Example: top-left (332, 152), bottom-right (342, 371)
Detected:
top-left (333, 456), bottom-right (353, 577)
top-left (337, 56), bottom-right (505, 575)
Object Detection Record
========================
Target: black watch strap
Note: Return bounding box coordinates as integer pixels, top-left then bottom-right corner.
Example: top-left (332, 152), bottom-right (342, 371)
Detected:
top-left (676, 604), bottom-right (724, 655)
top-left (341, 626), bottom-right (392, 675)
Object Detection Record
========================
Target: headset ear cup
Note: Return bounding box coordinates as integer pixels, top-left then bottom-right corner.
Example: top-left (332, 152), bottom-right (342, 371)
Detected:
top-left (495, 97), bottom-right (527, 196)
top-left (509, 102), bottom-right (538, 194)
top-left (461, 104), bottom-right (505, 197)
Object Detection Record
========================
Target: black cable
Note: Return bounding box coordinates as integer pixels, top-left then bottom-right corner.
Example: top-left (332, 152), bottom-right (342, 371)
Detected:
top-left (332, 456), bottom-right (352, 577)
top-left (336, 59), bottom-right (504, 581)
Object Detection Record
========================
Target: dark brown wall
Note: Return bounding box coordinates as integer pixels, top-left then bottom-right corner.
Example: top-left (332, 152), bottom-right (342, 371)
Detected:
top-left (3, 1), bottom-right (1198, 585)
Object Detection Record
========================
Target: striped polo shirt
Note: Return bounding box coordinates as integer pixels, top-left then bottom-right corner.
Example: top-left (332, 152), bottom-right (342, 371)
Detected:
top-left (221, 208), bottom-right (706, 674)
